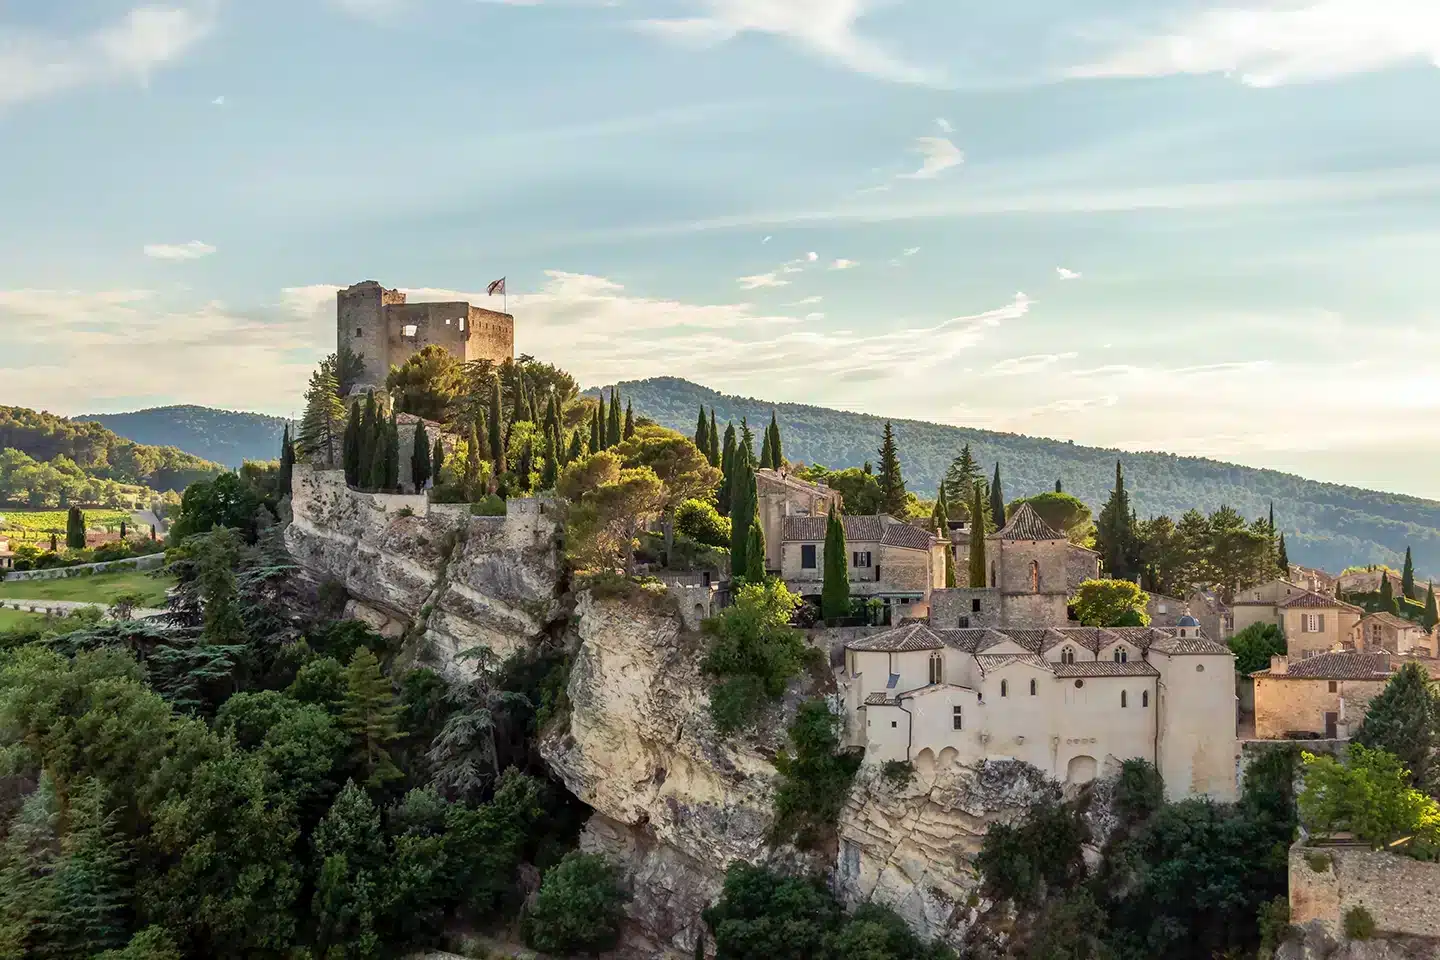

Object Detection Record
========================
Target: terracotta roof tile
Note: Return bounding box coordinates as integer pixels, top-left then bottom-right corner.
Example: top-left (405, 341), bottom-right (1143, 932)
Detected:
top-left (975, 653), bottom-right (1052, 673)
top-left (1053, 660), bottom-right (1160, 678)
top-left (782, 514), bottom-right (893, 544)
top-left (932, 629), bottom-right (990, 652)
top-left (881, 523), bottom-right (937, 550)
top-left (1256, 651), bottom-right (1393, 680)
top-left (846, 623), bottom-right (944, 652)
top-left (992, 503), bottom-right (1065, 541)
top-left (1148, 633), bottom-right (1231, 655)
top-left (1277, 591), bottom-right (1363, 612)
top-left (1360, 612), bottom-right (1422, 631)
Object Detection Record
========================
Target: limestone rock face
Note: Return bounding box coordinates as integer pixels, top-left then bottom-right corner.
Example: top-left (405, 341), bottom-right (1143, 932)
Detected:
top-left (284, 465), bottom-right (562, 675)
top-left (836, 758), bottom-right (1060, 951)
top-left (541, 590), bottom-right (783, 957)
top-left (1277, 921), bottom-right (1440, 960)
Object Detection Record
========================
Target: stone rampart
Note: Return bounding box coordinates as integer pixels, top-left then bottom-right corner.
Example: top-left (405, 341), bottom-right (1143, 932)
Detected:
top-left (3, 553), bottom-right (167, 582)
top-left (1290, 841), bottom-right (1440, 940)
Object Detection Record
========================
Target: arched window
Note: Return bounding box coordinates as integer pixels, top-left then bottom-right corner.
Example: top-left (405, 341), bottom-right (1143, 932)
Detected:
top-left (1121, 690), bottom-right (1128, 708)
top-left (1030, 560), bottom-right (1040, 593)
top-left (1030, 678), bottom-right (1037, 696)
top-left (1142, 690), bottom-right (1149, 708)
top-left (990, 562), bottom-right (997, 588)
top-left (1113, 647), bottom-right (1128, 663)
top-left (1000, 680), bottom-right (1008, 698)
top-left (1061, 647), bottom-right (1076, 665)
top-left (929, 652), bottom-right (943, 685)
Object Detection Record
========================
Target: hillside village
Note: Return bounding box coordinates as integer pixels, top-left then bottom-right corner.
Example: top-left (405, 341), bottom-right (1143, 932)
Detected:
top-left (1, 280), bottom-right (1439, 959)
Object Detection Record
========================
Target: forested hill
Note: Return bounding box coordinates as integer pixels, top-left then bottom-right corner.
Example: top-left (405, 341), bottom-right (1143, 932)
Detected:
top-left (78, 405), bottom-right (290, 468)
top-left (597, 377), bottom-right (1440, 578)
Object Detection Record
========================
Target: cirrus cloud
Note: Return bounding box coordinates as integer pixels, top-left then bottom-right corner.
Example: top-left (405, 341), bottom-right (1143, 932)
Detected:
top-left (144, 240), bottom-right (217, 261)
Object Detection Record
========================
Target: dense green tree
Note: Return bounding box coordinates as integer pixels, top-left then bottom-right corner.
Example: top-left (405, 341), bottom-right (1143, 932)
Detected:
top-left (729, 445), bottom-right (755, 579)
top-left (430, 438), bottom-right (445, 489)
top-left (702, 580), bottom-right (806, 732)
top-left (968, 482), bottom-right (987, 588)
top-left (822, 509), bottom-right (850, 622)
top-left (594, 392), bottom-right (606, 451)
top-left (770, 700), bottom-right (861, 850)
top-left (385, 412), bottom-right (401, 491)
top-left (1352, 662), bottom-right (1440, 789)
top-left (676, 499), bottom-right (730, 548)
top-left (615, 426), bottom-right (721, 567)
top-left (719, 423), bottom-right (737, 513)
top-left (694, 405), bottom-right (710, 454)
top-left (1402, 546), bottom-right (1416, 600)
top-left (876, 422), bottom-right (906, 516)
top-left (989, 462), bottom-right (1006, 530)
top-left (197, 527), bottom-right (246, 646)
top-left (343, 403), bottom-right (362, 486)
top-left (1095, 461), bottom-right (1140, 582)
top-left (1007, 491), bottom-right (1092, 542)
top-left (1298, 745), bottom-right (1440, 851)
top-left (767, 412), bottom-right (783, 469)
top-left (524, 853), bottom-right (627, 955)
top-left (540, 443), bottom-right (559, 491)
top-left (702, 864), bottom-right (842, 960)
top-left (278, 423), bottom-right (295, 498)
top-left (566, 428), bottom-right (583, 464)
top-left (1277, 531), bottom-right (1290, 576)
top-left (358, 392), bottom-right (378, 483)
top-left (66, 504), bottom-right (85, 550)
top-left (1380, 571), bottom-right (1397, 614)
top-left (311, 782), bottom-right (386, 960)
top-left (1071, 578), bottom-right (1150, 627)
top-left (977, 797), bottom-right (1088, 907)
top-left (708, 408), bottom-right (720, 466)
top-left (488, 378), bottom-right (505, 475)
top-left (623, 400), bottom-right (635, 440)
top-left (740, 417), bottom-right (756, 462)
top-left (607, 390), bottom-right (622, 448)
top-left (1425, 582), bottom-right (1438, 632)
top-left (365, 425), bottom-right (387, 493)
top-left (298, 358), bottom-right (347, 467)
top-left (744, 519), bottom-right (765, 583)
top-left (410, 420), bottom-right (430, 491)
top-left (1228, 622), bottom-right (1287, 675)
top-left (758, 422), bottom-right (774, 473)
top-left (385, 345), bottom-right (462, 422)
top-left (943, 444), bottom-right (980, 519)
top-left (341, 649), bottom-right (405, 789)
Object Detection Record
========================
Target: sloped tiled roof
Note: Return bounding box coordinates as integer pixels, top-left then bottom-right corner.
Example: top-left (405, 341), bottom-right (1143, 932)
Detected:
top-left (847, 623), bottom-right (944, 652)
top-left (1253, 651), bottom-right (1393, 680)
top-left (932, 628), bottom-right (992, 653)
top-left (864, 692), bottom-right (900, 705)
top-left (1277, 591), bottom-right (1363, 612)
top-left (1360, 611), bottom-right (1422, 631)
top-left (1054, 660), bottom-right (1160, 678)
top-left (782, 514), bottom-right (892, 544)
top-left (882, 523), bottom-right (937, 550)
top-left (1148, 633), bottom-right (1232, 655)
top-left (975, 653), bottom-right (1052, 673)
top-left (991, 503), bottom-right (1065, 541)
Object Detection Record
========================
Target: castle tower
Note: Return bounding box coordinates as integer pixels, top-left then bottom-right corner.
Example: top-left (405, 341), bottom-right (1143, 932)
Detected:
top-left (337, 280), bottom-right (513, 396)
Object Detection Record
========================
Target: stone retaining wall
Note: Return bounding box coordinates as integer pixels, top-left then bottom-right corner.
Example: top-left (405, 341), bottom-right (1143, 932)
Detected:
top-left (2, 553), bottom-right (167, 582)
top-left (1290, 840), bottom-right (1440, 940)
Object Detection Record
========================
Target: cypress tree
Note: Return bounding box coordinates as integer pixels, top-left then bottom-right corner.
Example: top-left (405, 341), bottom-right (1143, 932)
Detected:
top-left (588, 406), bottom-right (601, 455)
top-left (708, 408), bottom-right (720, 466)
top-left (1277, 532), bottom-right (1290, 575)
top-left (758, 423), bottom-right (774, 473)
top-left (544, 391), bottom-right (560, 438)
top-left (729, 445), bottom-right (754, 578)
top-left (768, 411), bottom-right (783, 469)
top-left (465, 425), bottom-right (483, 497)
top-left (1403, 547), bottom-right (1416, 600)
top-left (876, 422), bottom-right (907, 516)
top-left (623, 400), bottom-right (635, 440)
top-left (1425, 582), bottom-right (1438, 632)
top-left (541, 444), bottom-right (559, 490)
top-left (1055, 478), bottom-right (1063, 493)
top-left (567, 429), bottom-right (583, 464)
top-left (66, 505), bottom-right (86, 550)
top-left (822, 508), bottom-right (850, 622)
top-left (431, 437), bottom-right (445, 487)
top-left (517, 439), bottom-right (535, 492)
top-left (596, 391), bottom-right (607, 449)
top-left (934, 481), bottom-right (949, 531)
top-left (366, 428), bottom-right (387, 491)
top-left (694, 405), bottom-right (710, 453)
top-left (411, 419), bottom-right (431, 491)
top-left (343, 403), bottom-right (361, 486)
top-left (740, 418), bottom-right (755, 462)
top-left (744, 517), bottom-right (766, 583)
top-left (358, 391), bottom-right (378, 484)
top-left (489, 378), bottom-right (504, 475)
top-left (989, 462), bottom-right (1005, 530)
top-left (968, 483), bottom-right (987, 588)
top-left (1380, 571), bottom-right (1397, 613)
top-left (1095, 460), bottom-right (1139, 581)
top-left (278, 423), bottom-right (295, 497)
top-left (933, 495), bottom-right (956, 588)
top-left (607, 389), bottom-right (622, 447)
top-left (1268, 501), bottom-right (1276, 536)
top-left (719, 424), bottom-right (737, 514)
top-left (474, 408), bottom-right (491, 466)
top-left (385, 412), bottom-right (400, 491)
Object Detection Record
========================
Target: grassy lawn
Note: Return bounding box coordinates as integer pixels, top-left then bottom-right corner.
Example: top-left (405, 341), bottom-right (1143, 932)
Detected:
top-left (0, 569), bottom-right (173, 607)
top-left (0, 608), bottom-right (44, 631)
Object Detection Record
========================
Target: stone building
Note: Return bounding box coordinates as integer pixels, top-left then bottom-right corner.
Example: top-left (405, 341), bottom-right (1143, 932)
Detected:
top-left (755, 468), bottom-right (842, 571)
top-left (338, 280), bottom-right (513, 395)
top-left (1250, 650), bottom-right (1440, 739)
top-left (780, 513), bottom-right (947, 621)
top-left (842, 615), bottom-right (1237, 801)
top-left (1231, 580), bottom-right (1364, 659)
top-left (1350, 611), bottom-right (1433, 657)
top-left (1147, 590), bottom-right (1228, 643)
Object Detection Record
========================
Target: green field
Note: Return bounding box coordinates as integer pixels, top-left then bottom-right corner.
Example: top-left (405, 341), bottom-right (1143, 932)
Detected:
top-left (1, 507), bottom-right (140, 547)
top-left (0, 569), bottom-right (173, 607)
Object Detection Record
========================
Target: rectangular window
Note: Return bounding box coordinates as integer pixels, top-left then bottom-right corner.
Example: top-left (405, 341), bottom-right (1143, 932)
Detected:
top-left (971, 598), bottom-right (982, 612)
top-left (952, 706), bottom-right (963, 730)
top-left (958, 616), bottom-right (970, 628)
top-left (852, 551), bottom-right (872, 567)
top-left (1328, 681), bottom-right (1337, 693)
top-left (1318, 614), bottom-right (1325, 632)
top-left (801, 544), bottom-right (817, 569)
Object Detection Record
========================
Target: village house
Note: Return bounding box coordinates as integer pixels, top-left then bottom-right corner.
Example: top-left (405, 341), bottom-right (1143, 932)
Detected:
top-left (754, 468), bottom-right (842, 571)
top-left (0, 538), bottom-right (13, 571)
top-left (1146, 590), bottom-right (1229, 641)
top-left (842, 615), bottom-right (1237, 801)
top-left (1250, 650), bottom-right (1440, 739)
top-left (779, 513), bottom-right (947, 621)
top-left (1231, 579), bottom-right (1364, 659)
top-left (1351, 611), bottom-right (1433, 657)
top-left (1289, 564), bottom-right (1338, 595)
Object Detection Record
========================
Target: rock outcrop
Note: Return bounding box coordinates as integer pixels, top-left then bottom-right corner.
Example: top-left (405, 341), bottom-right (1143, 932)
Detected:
top-left (284, 465), bottom-right (563, 674)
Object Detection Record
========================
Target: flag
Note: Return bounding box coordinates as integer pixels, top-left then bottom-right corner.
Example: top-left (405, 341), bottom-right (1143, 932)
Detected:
top-left (487, 277), bottom-right (506, 296)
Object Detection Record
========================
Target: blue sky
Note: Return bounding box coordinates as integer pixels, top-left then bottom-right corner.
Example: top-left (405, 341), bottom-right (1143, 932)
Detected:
top-left (3, 0), bottom-right (1440, 496)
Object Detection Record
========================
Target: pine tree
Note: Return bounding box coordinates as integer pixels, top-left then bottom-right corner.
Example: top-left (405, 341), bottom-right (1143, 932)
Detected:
top-left (822, 508), bottom-right (850, 622)
top-left (567, 429), bottom-right (583, 464)
top-left (1380, 571), bottom-right (1397, 614)
top-left (312, 781), bottom-right (387, 957)
top-left (1095, 460), bottom-right (1139, 581)
top-left (385, 412), bottom-right (400, 491)
top-left (343, 403), bottom-right (361, 486)
top-left (489, 377), bottom-right (505, 475)
top-left (694, 405), bottom-right (710, 454)
top-left (758, 423), bottom-right (774, 473)
top-left (298, 360), bottom-right (347, 467)
top-left (943, 445), bottom-right (980, 517)
top-left (278, 424), bottom-right (295, 497)
top-left (1424, 583), bottom-right (1438, 633)
top-left (431, 437), bottom-right (445, 487)
top-left (607, 389), bottom-right (622, 448)
top-left (708, 408), bottom-right (720, 466)
top-left (623, 400), bottom-right (635, 440)
top-left (1353, 662), bottom-right (1439, 789)
top-left (66, 505), bottom-right (86, 550)
top-left (1277, 532), bottom-right (1290, 575)
top-left (411, 420), bottom-right (431, 491)
top-left (968, 483), bottom-right (988, 588)
top-left (768, 412), bottom-right (783, 469)
top-left (0, 773), bottom-right (61, 957)
top-left (1403, 547), bottom-right (1416, 600)
top-left (341, 648), bottom-right (405, 788)
top-left (719, 424), bottom-right (737, 514)
top-left (45, 779), bottom-right (129, 957)
top-left (876, 422), bottom-right (906, 516)
top-left (989, 463), bottom-right (1005, 530)
top-left (729, 445), bottom-right (754, 579)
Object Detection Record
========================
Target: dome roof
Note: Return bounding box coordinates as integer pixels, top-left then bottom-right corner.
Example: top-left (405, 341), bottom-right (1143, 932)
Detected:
top-left (1177, 614), bottom-right (1201, 628)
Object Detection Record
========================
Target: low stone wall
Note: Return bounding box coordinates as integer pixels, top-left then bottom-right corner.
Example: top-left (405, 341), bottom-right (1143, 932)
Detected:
top-left (2, 553), bottom-right (166, 582)
top-left (1290, 840), bottom-right (1440, 940)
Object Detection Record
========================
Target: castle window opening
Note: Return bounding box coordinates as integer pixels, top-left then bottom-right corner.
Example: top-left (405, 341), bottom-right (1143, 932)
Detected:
top-left (972, 598), bottom-right (981, 612)
top-left (401, 324), bottom-right (418, 338)
top-left (928, 652), bottom-right (943, 685)
top-left (459, 317), bottom-right (466, 331)
top-left (958, 616), bottom-right (970, 628)
top-left (356, 327), bottom-right (363, 337)
top-left (801, 544), bottom-right (817, 569)
top-left (1328, 681), bottom-right (1337, 693)
top-left (1061, 646), bottom-right (1076, 665)
top-left (990, 562), bottom-right (997, 588)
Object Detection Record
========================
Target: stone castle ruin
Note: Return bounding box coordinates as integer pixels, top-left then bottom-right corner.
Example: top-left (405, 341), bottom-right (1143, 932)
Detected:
top-left (338, 280), bottom-right (514, 395)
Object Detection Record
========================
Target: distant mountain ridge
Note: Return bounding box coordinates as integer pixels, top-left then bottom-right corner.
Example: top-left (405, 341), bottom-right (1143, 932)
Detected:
top-left (78, 405), bottom-right (290, 469)
top-left (593, 377), bottom-right (1440, 578)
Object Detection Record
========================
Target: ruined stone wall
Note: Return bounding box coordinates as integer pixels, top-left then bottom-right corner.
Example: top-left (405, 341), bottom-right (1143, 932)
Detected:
top-left (1001, 593), bottom-right (1069, 628)
top-left (1290, 842), bottom-right (1440, 940)
top-left (384, 302), bottom-right (473, 374)
top-left (1064, 544), bottom-right (1100, 590)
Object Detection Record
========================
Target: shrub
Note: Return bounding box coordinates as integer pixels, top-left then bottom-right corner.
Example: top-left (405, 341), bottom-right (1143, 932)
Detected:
top-left (1257, 896), bottom-right (1295, 958)
top-left (523, 852), bottom-right (627, 955)
top-left (676, 498), bottom-right (731, 548)
top-left (1343, 905), bottom-right (1375, 941)
top-left (770, 700), bottom-right (862, 850)
top-left (396, 506), bottom-right (415, 518)
top-left (1113, 759), bottom-right (1165, 825)
top-left (1229, 622), bottom-right (1288, 675)
top-left (1304, 851), bottom-right (1331, 873)
top-left (881, 760), bottom-right (915, 789)
top-left (701, 580), bottom-right (808, 733)
top-left (470, 495), bottom-right (506, 517)
top-left (976, 798), bottom-right (1088, 906)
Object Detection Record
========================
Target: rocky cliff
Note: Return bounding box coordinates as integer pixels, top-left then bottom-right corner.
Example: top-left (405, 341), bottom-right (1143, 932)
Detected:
top-left (284, 465), bottom-right (564, 674)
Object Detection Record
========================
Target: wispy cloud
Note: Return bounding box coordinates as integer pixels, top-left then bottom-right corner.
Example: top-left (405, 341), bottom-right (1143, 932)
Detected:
top-left (986, 352), bottom-right (1077, 376)
top-left (830, 258), bottom-right (857, 270)
top-left (902, 246), bottom-right (921, 257)
top-left (935, 117), bottom-right (953, 133)
top-left (144, 240), bottom-right (217, 261)
top-left (1056, 266), bottom-right (1081, 280)
top-left (790, 295), bottom-right (824, 305)
top-left (897, 136), bottom-right (964, 179)
top-left (0, 4), bottom-right (215, 108)
top-left (737, 272), bottom-right (789, 290)
top-left (211, 95), bottom-right (224, 105)
top-left (636, 0), bottom-right (943, 85)
top-left (1069, 0), bottom-right (1440, 87)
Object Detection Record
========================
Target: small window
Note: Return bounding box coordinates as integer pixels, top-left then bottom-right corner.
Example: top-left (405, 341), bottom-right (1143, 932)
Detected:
top-left (972, 598), bottom-right (982, 612)
top-left (355, 326), bottom-right (363, 337)
top-left (800, 544), bottom-right (817, 569)
top-left (958, 616), bottom-right (970, 628)
top-left (1142, 690), bottom-right (1149, 708)
top-left (1158, 603), bottom-right (1168, 614)
top-left (1029, 560), bottom-right (1040, 593)
top-left (458, 317), bottom-right (466, 331)
top-left (1113, 648), bottom-right (1128, 663)
top-left (1061, 647), bottom-right (1076, 665)
top-left (1000, 680), bottom-right (1008, 698)
top-left (1030, 679), bottom-right (1037, 696)
top-left (990, 561), bottom-right (997, 588)
top-left (1328, 681), bottom-right (1337, 693)
top-left (891, 721), bottom-right (897, 728)
top-left (952, 706), bottom-right (963, 730)
top-left (445, 317), bottom-right (452, 324)
top-left (1121, 690), bottom-right (1128, 708)
top-left (852, 551), bottom-right (872, 567)
top-left (929, 652), bottom-right (943, 685)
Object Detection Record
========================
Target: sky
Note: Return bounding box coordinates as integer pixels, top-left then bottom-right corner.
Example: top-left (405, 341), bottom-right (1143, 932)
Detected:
top-left (3, 1), bottom-right (1440, 497)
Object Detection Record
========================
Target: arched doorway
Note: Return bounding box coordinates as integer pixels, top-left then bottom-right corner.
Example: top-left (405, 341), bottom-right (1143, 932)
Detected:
top-left (1066, 755), bottom-right (1097, 785)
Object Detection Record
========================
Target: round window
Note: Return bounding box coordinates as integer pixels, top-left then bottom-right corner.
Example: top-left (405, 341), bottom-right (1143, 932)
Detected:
top-left (1196, 664), bottom-right (1205, 672)
top-left (1074, 679), bottom-right (1084, 689)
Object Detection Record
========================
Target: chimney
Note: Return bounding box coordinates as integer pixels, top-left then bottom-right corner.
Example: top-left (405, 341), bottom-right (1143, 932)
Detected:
top-left (1269, 655), bottom-right (1288, 675)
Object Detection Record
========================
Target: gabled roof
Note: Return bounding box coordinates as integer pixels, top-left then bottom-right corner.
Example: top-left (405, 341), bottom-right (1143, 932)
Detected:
top-left (1053, 660), bottom-right (1160, 678)
top-left (882, 523), bottom-right (938, 550)
top-left (782, 514), bottom-right (892, 544)
top-left (975, 653), bottom-right (1052, 673)
top-left (991, 503), bottom-right (1065, 542)
top-left (1278, 590), bottom-right (1363, 611)
top-left (1359, 611), bottom-right (1422, 631)
top-left (847, 622), bottom-right (944, 652)
top-left (1253, 651), bottom-right (1394, 680)
top-left (1148, 633), bottom-right (1232, 655)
